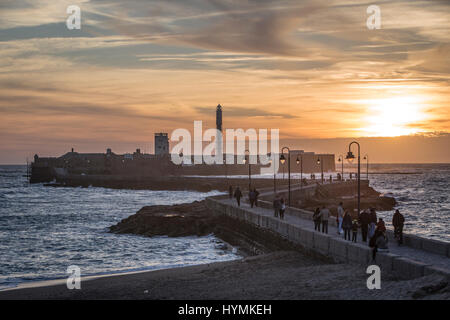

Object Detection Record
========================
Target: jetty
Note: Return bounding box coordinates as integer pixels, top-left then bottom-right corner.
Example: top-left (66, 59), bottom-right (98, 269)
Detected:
top-left (206, 182), bottom-right (450, 280)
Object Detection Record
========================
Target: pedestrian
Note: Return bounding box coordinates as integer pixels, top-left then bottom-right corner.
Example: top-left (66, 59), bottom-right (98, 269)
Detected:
top-left (376, 217), bottom-right (386, 233)
top-left (279, 198), bottom-right (286, 220)
top-left (337, 202), bottom-right (344, 235)
top-left (313, 207), bottom-right (321, 231)
top-left (320, 206), bottom-right (330, 234)
top-left (392, 209), bottom-right (405, 245)
top-left (351, 219), bottom-right (358, 242)
top-left (249, 189), bottom-right (256, 208)
top-left (370, 230), bottom-right (389, 262)
top-left (253, 188), bottom-right (260, 207)
top-left (273, 195), bottom-right (281, 218)
top-left (234, 186), bottom-right (242, 207)
top-left (359, 209), bottom-right (370, 242)
top-left (228, 185), bottom-right (233, 199)
top-left (368, 208), bottom-right (377, 239)
top-left (342, 210), bottom-right (352, 241)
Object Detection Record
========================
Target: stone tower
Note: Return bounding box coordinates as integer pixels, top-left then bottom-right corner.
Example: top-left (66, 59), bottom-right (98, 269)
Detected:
top-left (154, 133), bottom-right (169, 155)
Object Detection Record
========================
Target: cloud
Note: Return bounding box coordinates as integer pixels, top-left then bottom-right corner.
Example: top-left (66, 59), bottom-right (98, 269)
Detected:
top-left (194, 105), bottom-right (298, 119)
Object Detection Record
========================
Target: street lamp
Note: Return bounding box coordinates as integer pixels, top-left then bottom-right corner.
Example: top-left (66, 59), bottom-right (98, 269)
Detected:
top-left (363, 154), bottom-right (369, 180)
top-left (280, 147), bottom-right (291, 206)
top-left (243, 149), bottom-right (251, 191)
top-left (338, 155), bottom-right (344, 180)
top-left (296, 154), bottom-right (303, 190)
top-left (346, 141), bottom-right (360, 215)
top-left (268, 152), bottom-right (276, 194)
top-left (317, 156), bottom-right (324, 184)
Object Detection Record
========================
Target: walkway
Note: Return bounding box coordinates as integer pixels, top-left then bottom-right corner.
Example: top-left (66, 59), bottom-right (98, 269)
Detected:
top-left (219, 197), bottom-right (450, 271)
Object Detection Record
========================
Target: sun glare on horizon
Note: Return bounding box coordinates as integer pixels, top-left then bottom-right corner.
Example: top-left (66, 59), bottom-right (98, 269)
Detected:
top-left (358, 96), bottom-right (429, 137)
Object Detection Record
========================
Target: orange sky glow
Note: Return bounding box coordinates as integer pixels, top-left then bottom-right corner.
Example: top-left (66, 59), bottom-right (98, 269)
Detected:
top-left (0, 0), bottom-right (449, 163)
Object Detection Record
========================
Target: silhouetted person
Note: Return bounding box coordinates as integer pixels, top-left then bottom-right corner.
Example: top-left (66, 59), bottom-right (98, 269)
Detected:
top-left (343, 211), bottom-right (352, 241)
top-left (228, 185), bottom-right (233, 199)
top-left (279, 198), bottom-right (286, 220)
top-left (313, 207), bottom-right (321, 231)
top-left (368, 208), bottom-right (377, 239)
top-left (352, 219), bottom-right (358, 242)
top-left (234, 187), bottom-right (242, 207)
top-left (359, 209), bottom-right (370, 242)
top-left (376, 217), bottom-right (386, 233)
top-left (320, 206), bottom-right (330, 234)
top-left (370, 230), bottom-right (389, 262)
top-left (273, 195), bottom-right (281, 217)
top-left (392, 209), bottom-right (405, 245)
top-left (337, 202), bottom-right (344, 235)
top-left (253, 188), bottom-right (260, 207)
top-left (249, 189), bottom-right (256, 208)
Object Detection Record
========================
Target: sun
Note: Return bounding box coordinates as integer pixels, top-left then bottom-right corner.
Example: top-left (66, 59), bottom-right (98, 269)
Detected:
top-left (360, 96), bottom-right (428, 137)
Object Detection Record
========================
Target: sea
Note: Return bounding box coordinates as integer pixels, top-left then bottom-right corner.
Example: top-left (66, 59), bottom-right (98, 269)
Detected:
top-left (0, 164), bottom-right (449, 289)
top-left (0, 165), bottom-right (239, 290)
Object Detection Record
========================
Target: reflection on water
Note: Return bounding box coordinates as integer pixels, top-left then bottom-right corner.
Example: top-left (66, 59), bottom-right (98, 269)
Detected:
top-left (0, 166), bottom-right (239, 289)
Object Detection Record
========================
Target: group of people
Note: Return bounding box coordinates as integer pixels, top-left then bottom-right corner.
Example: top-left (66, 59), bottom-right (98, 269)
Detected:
top-left (230, 183), bottom-right (406, 263)
top-left (313, 202), bottom-right (406, 261)
top-left (272, 194), bottom-right (286, 219)
top-left (229, 185), bottom-right (260, 208)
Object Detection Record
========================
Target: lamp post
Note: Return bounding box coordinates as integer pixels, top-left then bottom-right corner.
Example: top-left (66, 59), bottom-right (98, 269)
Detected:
top-left (346, 141), bottom-right (360, 215)
top-left (317, 156), bottom-right (324, 184)
top-left (363, 154), bottom-right (369, 180)
top-left (243, 149), bottom-right (251, 191)
top-left (296, 154), bottom-right (303, 190)
top-left (280, 147), bottom-right (291, 206)
top-left (338, 155), bottom-right (344, 180)
top-left (268, 152), bottom-right (276, 194)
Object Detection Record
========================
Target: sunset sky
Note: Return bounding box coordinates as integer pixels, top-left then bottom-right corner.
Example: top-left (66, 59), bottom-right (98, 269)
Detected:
top-left (0, 0), bottom-right (449, 164)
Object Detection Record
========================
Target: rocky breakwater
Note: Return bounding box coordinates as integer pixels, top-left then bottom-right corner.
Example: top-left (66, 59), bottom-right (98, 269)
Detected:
top-left (110, 200), bottom-right (318, 256)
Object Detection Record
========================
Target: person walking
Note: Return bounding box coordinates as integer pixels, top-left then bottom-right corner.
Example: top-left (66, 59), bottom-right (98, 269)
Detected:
top-left (359, 209), bottom-right (370, 242)
top-left (368, 208), bottom-right (377, 239)
top-left (370, 230), bottom-right (389, 262)
top-left (337, 202), bottom-right (344, 235)
top-left (313, 207), bottom-right (321, 232)
top-left (342, 210), bottom-right (352, 241)
top-left (249, 189), bottom-right (256, 208)
top-left (279, 198), bottom-right (286, 220)
top-left (234, 186), bottom-right (242, 207)
top-left (253, 188), bottom-right (260, 207)
top-left (228, 185), bottom-right (233, 199)
top-left (351, 219), bottom-right (358, 242)
top-left (392, 209), bottom-right (405, 245)
top-left (273, 195), bottom-right (281, 218)
top-left (320, 206), bottom-right (330, 234)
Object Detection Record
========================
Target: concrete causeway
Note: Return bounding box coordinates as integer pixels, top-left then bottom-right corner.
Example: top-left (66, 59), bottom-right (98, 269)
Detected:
top-left (206, 192), bottom-right (450, 279)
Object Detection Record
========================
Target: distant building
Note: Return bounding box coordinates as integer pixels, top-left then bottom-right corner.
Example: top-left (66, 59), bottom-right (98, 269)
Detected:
top-left (155, 133), bottom-right (169, 155)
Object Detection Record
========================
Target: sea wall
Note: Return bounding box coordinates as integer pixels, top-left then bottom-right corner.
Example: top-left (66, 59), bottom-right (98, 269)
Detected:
top-left (206, 197), bottom-right (450, 279)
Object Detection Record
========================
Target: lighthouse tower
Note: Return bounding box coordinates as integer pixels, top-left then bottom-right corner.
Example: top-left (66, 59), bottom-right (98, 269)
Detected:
top-left (215, 104), bottom-right (223, 163)
top-left (216, 104), bottom-right (222, 132)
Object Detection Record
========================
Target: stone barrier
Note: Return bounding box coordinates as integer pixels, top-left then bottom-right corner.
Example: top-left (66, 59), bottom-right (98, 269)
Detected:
top-left (205, 198), bottom-right (449, 279)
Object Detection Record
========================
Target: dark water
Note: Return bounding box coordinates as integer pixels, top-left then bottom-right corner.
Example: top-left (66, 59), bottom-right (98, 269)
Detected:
top-left (0, 165), bottom-right (239, 289)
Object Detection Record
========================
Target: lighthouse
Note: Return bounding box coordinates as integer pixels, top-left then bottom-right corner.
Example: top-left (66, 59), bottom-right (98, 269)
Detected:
top-left (216, 104), bottom-right (222, 132)
top-left (215, 104), bottom-right (223, 162)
